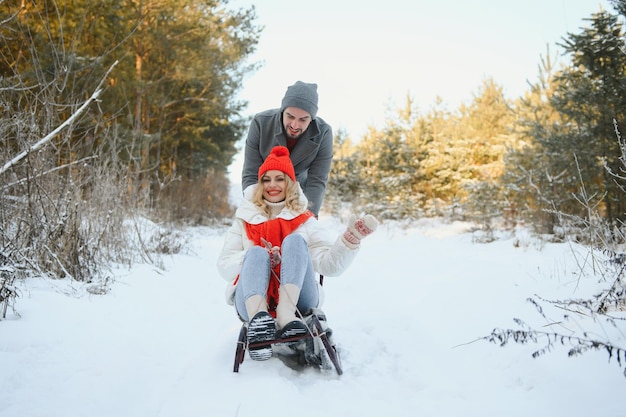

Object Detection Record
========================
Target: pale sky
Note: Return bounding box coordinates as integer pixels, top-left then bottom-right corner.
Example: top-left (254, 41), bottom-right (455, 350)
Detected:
top-left (227, 0), bottom-right (614, 181)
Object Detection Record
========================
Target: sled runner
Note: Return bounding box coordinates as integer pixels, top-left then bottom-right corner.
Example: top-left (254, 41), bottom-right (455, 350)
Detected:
top-left (233, 308), bottom-right (343, 375)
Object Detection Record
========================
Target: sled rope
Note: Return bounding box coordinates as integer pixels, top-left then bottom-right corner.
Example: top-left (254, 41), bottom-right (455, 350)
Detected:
top-left (269, 268), bottom-right (316, 338)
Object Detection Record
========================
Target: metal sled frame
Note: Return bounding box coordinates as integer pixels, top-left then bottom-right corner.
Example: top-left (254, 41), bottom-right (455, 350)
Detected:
top-left (233, 313), bottom-right (343, 375)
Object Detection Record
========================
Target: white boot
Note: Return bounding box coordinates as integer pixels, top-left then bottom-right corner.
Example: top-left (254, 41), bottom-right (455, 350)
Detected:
top-left (245, 294), bottom-right (275, 361)
top-left (276, 284), bottom-right (301, 329)
top-left (276, 284), bottom-right (308, 338)
top-left (245, 294), bottom-right (267, 320)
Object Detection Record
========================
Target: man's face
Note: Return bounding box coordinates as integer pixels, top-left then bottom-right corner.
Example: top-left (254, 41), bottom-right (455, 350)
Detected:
top-left (282, 107), bottom-right (312, 139)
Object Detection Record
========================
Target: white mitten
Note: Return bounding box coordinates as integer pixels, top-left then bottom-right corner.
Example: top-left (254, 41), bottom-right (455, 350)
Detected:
top-left (341, 214), bottom-right (379, 249)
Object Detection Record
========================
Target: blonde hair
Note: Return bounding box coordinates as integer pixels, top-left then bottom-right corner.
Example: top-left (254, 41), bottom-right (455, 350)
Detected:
top-left (252, 176), bottom-right (306, 217)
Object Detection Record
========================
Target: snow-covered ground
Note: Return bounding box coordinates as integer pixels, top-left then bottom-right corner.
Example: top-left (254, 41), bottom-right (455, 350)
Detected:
top-left (1, 217), bottom-right (624, 417)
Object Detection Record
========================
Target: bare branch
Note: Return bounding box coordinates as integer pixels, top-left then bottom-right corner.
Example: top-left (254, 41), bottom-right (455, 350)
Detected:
top-left (0, 60), bottom-right (118, 176)
top-left (1, 156), bottom-right (98, 190)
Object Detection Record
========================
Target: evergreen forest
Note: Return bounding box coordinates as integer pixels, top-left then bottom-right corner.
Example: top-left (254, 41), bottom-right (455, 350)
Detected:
top-left (2, 0), bottom-right (626, 284)
top-left (328, 6), bottom-right (626, 244)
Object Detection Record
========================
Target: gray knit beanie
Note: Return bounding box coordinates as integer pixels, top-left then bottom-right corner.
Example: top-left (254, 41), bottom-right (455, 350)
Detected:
top-left (281, 81), bottom-right (319, 119)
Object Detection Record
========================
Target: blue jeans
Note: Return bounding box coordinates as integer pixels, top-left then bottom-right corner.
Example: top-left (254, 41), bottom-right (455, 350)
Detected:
top-left (235, 233), bottom-right (319, 321)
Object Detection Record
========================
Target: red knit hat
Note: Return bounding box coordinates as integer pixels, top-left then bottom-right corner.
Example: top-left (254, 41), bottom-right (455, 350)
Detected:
top-left (258, 146), bottom-right (296, 181)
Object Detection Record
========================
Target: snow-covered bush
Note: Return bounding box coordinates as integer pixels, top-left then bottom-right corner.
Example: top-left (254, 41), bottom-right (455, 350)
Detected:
top-left (484, 121), bottom-right (626, 377)
top-left (0, 254), bottom-right (18, 320)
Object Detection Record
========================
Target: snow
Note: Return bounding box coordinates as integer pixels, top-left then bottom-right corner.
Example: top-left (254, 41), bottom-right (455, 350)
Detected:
top-left (1, 217), bottom-right (624, 417)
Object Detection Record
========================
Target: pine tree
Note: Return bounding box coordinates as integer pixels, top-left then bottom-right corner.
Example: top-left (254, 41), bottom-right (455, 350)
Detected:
top-left (504, 47), bottom-right (570, 234)
top-left (416, 98), bottom-right (461, 216)
top-left (552, 10), bottom-right (626, 226)
top-left (355, 96), bottom-right (424, 219)
top-left (456, 78), bottom-right (516, 226)
top-left (326, 129), bottom-right (362, 214)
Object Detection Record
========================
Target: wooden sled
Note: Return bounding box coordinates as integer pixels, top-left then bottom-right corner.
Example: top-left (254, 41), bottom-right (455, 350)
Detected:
top-left (233, 312), bottom-right (343, 375)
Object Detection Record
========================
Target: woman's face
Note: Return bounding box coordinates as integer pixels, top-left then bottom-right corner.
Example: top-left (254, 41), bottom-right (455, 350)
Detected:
top-left (261, 170), bottom-right (287, 202)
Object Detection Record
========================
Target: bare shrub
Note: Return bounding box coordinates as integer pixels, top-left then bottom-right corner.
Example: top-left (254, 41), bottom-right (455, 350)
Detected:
top-left (153, 169), bottom-right (234, 225)
top-left (0, 109), bottom-right (137, 282)
top-left (0, 252), bottom-right (19, 319)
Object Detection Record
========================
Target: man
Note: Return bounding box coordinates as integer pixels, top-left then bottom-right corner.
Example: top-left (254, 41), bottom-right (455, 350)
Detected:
top-left (241, 81), bottom-right (333, 217)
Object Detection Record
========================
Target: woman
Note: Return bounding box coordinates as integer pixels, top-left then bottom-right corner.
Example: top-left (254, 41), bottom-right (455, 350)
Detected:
top-left (217, 146), bottom-right (378, 361)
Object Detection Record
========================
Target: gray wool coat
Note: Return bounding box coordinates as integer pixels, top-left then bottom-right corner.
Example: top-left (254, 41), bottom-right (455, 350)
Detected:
top-left (241, 109), bottom-right (333, 216)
